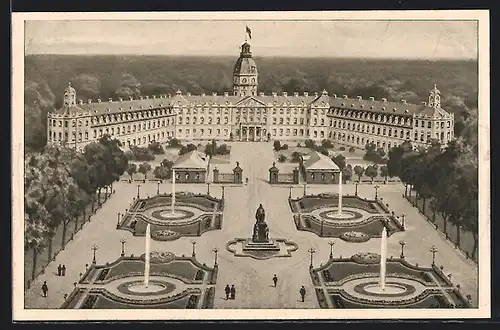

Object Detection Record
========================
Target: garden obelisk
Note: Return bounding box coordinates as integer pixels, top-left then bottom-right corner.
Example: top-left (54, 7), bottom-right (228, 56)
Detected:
top-left (380, 227), bottom-right (387, 291)
top-left (171, 169), bottom-right (176, 215)
top-left (144, 224), bottom-right (151, 288)
top-left (337, 170), bottom-right (343, 216)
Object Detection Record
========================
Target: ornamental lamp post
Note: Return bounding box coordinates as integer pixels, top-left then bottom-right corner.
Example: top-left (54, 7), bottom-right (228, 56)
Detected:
top-left (212, 247), bottom-right (219, 266)
top-left (191, 240), bottom-right (197, 258)
top-left (221, 185), bottom-right (225, 199)
top-left (401, 213), bottom-right (406, 229)
top-left (289, 185), bottom-right (293, 199)
top-left (399, 240), bottom-right (406, 259)
top-left (355, 182), bottom-right (359, 196)
top-left (137, 184), bottom-right (141, 199)
top-left (116, 212), bottom-right (121, 228)
top-left (303, 183), bottom-right (307, 196)
top-left (328, 240), bottom-right (335, 259)
top-left (308, 248), bottom-right (316, 268)
top-left (207, 182), bottom-right (211, 195)
top-left (157, 181), bottom-right (160, 194)
top-left (120, 238), bottom-right (126, 257)
top-left (430, 245), bottom-right (438, 266)
top-left (91, 244), bottom-right (98, 264)
top-left (374, 185), bottom-right (380, 200)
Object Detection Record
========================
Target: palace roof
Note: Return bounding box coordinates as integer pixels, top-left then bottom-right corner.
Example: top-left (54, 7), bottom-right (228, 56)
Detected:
top-left (54, 91), bottom-right (451, 119)
top-left (172, 150), bottom-right (208, 170)
top-left (302, 150), bottom-right (340, 171)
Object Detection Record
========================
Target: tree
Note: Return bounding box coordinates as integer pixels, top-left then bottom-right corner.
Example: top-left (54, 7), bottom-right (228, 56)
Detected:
top-left (179, 143), bottom-right (197, 155)
top-left (304, 139), bottom-right (316, 149)
top-left (291, 151), bottom-right (302, 163)
top-left (380, 165), bottom-right (389, 183)
top-left (331, 155), bottom-right (346, 170)
top-left (273, 140), bottom-right (282, 151)
top-left (168, 138), bottom-right (182, 148)
top-left (281, 144), bottom-right (289, 150)
top-left (321, 139), bottom-right (334, 149)
top-left (138, 162), bottom-right (152, 180)
top-left (216, 144), bottom-right (230, 155)
top-left (353, 165), bottom-right (365, 182)
top-left (148, 141), bottom-right (165, 155)
top-left (342, 164), bottom-right (353, 182)
top-left (126, 163), bottom-right (137, 180)
top-left (154, 165), bottom-right (171, 179)
top-left (364, 165), bottom-right (378, 183)
top-left (278, 154), bottom-right (287, 162)
top-left (24, 196), bottom-right (51, 280)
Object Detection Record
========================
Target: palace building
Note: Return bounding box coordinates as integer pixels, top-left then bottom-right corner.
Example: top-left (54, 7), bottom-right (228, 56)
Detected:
top-left (47, 39), bottom-right (455, 152)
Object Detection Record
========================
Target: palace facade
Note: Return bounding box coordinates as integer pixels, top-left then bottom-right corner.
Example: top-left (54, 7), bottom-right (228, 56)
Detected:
top-left (47, 40), bottom-right (455, 152)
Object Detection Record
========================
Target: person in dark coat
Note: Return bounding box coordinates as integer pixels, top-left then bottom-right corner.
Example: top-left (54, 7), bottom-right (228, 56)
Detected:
top-left (57, 264), bottom-right (62, 276)
top-left (224, 285), bottom-right (231, 300)
top-left (41, 281), bottom-right (48, 297)
top-left (61, 265), bottom-right (66, 276)
top-left (273, 274), bottom-right (278, 287)
top-left (299, 286), bottom-right (306, 302)
top-left (230, 285), bottom-right (235, 300)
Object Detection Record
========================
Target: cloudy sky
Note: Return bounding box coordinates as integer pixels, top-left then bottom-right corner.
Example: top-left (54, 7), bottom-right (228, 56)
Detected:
top-left (24, 20), bottom-right (478, 59)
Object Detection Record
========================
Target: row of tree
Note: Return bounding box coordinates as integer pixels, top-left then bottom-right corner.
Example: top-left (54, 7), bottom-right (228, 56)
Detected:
top-left (24, 135), bottom-right (128, 281)
top-left (386, 113), bottom-right (478, 256)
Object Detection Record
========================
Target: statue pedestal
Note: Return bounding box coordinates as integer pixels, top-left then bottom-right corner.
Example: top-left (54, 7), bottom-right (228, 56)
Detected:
top-left (242, 238), bottom-right (280, 252)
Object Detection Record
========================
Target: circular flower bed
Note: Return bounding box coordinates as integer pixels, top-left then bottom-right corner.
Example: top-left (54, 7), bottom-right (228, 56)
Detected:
top-left (151, 209), bottom-right (195, 221)
top-left (340, 231), bottom-right (370, 243)
top-left (351, 252), bottom-right (381, 264)
top-left (151, 229), bottom-right (181, 241)
top-left (141, 251), bottom-right (176, 263)
top-left (117, 280), bottom-right (177, 296)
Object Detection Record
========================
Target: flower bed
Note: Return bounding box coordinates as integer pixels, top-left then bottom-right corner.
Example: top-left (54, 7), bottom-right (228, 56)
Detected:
top-left (151, 229), bottom-right (181, 241)
top-left (351, 252), bottom-right (381, 264)
top-left (338, 287), bottom-right (442, 307)
top-left (142, 251), bottom-right (176, 264)
top-left (339, 231), bottom-right (371, 243)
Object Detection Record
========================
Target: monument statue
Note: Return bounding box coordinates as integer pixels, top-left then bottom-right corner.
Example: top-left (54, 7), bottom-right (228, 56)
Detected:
top-left (252, 204), bottom-right (269, 243)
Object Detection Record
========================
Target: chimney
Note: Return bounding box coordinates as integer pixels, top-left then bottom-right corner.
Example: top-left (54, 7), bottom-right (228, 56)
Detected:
top-left (369, 96), bottom-right (375, 101)
top-left (393, 108), bottom-right (397, 112)
top-left (294, 92), bottom-right (299, 97)
top-left (145, 95), bottom-right (149, 99)
top-left (186, 92), bottom-right (191, 96)
top-left (357, 96), bottom-right (362, 101)
top-left (212, 92), bottom-right (217, 96)
top-left (97, 99), bottom-right (101, 103)
top-left (119, 97), bottom-right (123, 102)
top-left (304, 92), bottom-right (309, 97)
top-left (381, 98), bottom-right (387, 103)
top-left (129, 96), bottom-right (133, 101)
top-left (260, 92), bottom-right (265, 96)
top-left (224, 92), bottom-right (229, 96)
top-left (381, 107), bottom-right (386, 111)
top-left (401, 99), bottom-right (407, 104)
top-left (272, 92), bottom-right (277, 97)
top-left (88, 99), bottom-right (92, 104)
top-left (108, 98), bottom-right (113, 102)
top-left (343, 95), bottom-right (348, 99)
top-left (79, 100), bottom-right (83, 105)
top-left (283, 92), bottom-right (288, 97)
top-left (332, 94), bottom-right (337, 98)
top-left (152, 95), bottom-right (156, 99)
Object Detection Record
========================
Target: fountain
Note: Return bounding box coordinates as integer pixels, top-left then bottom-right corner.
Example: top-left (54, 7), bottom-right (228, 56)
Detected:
top-left (171, 169), bottom-right (176, 215)
top-left (144, 223), bottom-right (151, 287)
top-left (380, 227), bottom-right (387, 291)
top-left (337, 170), bottom-right (343, 216)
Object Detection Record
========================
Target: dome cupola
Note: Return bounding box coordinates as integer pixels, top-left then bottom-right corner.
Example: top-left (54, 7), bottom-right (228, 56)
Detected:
top-left (233, 41), bottom-right (258, 97)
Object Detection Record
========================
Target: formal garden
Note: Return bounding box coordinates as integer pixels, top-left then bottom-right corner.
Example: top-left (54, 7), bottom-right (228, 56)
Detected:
top-left (290, 193), bottom-right (404, 240)
top-left (310, 252), bottom-right (471, 309)
top-left (61, 252), bottom-right (217, 309)
top-left (117, 193), bottom-right (224, 241)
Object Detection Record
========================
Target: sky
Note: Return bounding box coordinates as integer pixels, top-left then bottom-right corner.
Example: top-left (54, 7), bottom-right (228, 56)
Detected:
top-left (24, 20), bottom-right (478, 59)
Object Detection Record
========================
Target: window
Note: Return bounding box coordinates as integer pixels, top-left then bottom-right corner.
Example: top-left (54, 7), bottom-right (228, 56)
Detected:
top-left (273, 118), bottom-right (277, 124)
top-left (428, 121), bottom-right (432, 128)
top-left (279, 118), bottom-right (283, 124)
top-left (321, 173), bottom-right (325, 181)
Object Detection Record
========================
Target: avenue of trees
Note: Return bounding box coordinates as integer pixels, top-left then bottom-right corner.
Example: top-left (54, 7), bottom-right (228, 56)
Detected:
top-left (24, 135), bottom-right (128, 281)
top-left (386, 112), bottom-right (478, 257)
top-left (25, 55), bottom-right (477, 152)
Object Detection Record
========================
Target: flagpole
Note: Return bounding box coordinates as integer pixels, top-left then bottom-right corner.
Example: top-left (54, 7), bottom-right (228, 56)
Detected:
top-left (245, 27), bottom-right (247, 42)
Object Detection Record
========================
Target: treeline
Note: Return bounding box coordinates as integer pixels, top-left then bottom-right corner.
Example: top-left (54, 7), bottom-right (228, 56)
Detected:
top-left (25, 55), bottom-right (478, 151)
top-left (386, 112), bottom-right (479, 257)
top-left (24, 135), bottom-right (128, 281)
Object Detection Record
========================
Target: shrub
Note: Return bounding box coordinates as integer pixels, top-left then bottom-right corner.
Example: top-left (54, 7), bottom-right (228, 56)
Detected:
top-left (167, 138), bottom-right (182, 148)
top-left (278, 154), bottom-right (287, 162)
top-left (349, 147), bottom-right (356, 153)
top-left (179, 143), bottom-right (197, 155)
top-left (304, 139), bottom-right (316, 149)
top-left (273, 140), bottom-right (282, 151)
top-left (321, 139), bottom-right (334, 149)
top-left (291, 151), bottom-right (302, 163)
top-left (153, 165), bottom-right (171, 179)
top-left (130, 146), bottom-right (155, 161)
top-left (148, 141), bottom-right (165, 155)
top-left (216, 144), bottom-right (230, 155)
top-left (281, 144), bottom-right (289, 150)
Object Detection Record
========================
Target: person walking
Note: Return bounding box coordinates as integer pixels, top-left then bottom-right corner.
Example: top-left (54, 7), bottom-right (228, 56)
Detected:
top-left (41, 281), bottom-right (48, 298)
top-left (230, 285), bottom-right (236, 300)
top-left (57, 264), bottom-right (62, 276)
top-left (61, 265), bottom-right (66, 276)
top-left (224, 284), bottom-right (231, 300)
top-left (299, 286), bottom-right (306, 302)
top-left (272, 274), bottom-right (278, 287)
